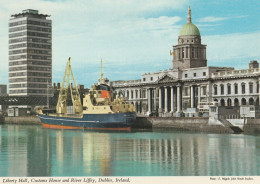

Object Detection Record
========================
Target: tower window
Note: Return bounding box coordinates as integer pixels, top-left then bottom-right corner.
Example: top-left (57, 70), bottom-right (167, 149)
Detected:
top-left (186, 47), bottom-right (188, 58)
top-left (182, 47), bottom-right (184, 58)
top-left (192, 47), bottom-right (194, 58)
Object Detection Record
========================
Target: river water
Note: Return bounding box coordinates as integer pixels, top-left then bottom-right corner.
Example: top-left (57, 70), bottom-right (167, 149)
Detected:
top-left (0, 124), bottom-right (259, 176)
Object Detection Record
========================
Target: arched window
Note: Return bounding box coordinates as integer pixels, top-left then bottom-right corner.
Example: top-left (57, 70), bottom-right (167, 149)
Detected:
top-left (241, 98), bottom-right (246, 105)
top-left (249, 98), bottom-right (254, 105)
top-left (234, 98), bottom-right (239, 106)
top-left (227, 98), bottom-right (232, 106)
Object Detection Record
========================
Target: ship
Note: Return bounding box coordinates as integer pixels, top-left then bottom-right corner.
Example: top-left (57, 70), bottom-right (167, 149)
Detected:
top-left (36, 58), bottom-right (136, 130)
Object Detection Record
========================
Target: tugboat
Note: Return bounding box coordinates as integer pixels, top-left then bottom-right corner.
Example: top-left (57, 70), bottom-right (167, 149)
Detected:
top-left (37, 58), bottom-right (136, 130)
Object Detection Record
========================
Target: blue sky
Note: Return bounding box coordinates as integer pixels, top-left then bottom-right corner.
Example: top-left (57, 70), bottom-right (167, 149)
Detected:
top-left (0, 0), bottom-right (259, 89)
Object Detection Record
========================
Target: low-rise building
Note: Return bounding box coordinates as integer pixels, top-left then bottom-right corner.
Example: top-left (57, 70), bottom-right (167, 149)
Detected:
top-left (110, 7), bottom-right (260, 118)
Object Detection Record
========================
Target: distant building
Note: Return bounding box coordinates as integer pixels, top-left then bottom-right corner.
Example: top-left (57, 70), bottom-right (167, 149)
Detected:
top-left (9, 9), bottom-right (52, 96)
top-left (110, 7), bottom-right (260, 117)
top-left (0, 85), bottom-right (7, 95)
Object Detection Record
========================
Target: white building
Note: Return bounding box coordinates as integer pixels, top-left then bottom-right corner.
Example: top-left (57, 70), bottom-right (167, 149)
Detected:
top-left (9, 9), bottom-right (52, 96)
top-left (110, 7), bottom-right (260, 117)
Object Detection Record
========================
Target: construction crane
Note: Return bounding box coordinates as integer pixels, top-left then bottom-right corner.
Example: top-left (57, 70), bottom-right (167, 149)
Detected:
top-left (56, 57), bottom-right (83, 114)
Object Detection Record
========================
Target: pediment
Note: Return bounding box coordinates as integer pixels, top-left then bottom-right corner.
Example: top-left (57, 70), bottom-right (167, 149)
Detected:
top-left (157, 74), bottom-right (178, 84)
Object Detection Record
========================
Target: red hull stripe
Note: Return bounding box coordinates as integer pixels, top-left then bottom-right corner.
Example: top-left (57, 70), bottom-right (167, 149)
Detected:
top-left (42, 123), bottom-right (131, 131)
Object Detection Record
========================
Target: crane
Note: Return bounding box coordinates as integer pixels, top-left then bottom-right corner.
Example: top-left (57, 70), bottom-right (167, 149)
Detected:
top-left (56, 57), bottom-right (83, 115)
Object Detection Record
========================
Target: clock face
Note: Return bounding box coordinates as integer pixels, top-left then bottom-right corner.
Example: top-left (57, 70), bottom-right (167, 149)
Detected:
top-left (195, 38), bottom-right (199, 42)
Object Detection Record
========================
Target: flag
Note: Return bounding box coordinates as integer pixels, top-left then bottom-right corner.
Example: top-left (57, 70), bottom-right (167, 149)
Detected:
top-left (170, 50), bottom-right (175, 56)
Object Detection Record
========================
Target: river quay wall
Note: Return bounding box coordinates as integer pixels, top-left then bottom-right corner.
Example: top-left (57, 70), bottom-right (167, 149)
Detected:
top-left (133, 117), bottom-right (260, 134)
top-left (133, 117), bottom-right (234, 133)
top-left (3, 116), bottom-right (41, 125)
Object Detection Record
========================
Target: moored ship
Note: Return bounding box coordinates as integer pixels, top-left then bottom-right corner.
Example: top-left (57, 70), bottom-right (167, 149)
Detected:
top-left (36, 58), bottom-right (136, 130)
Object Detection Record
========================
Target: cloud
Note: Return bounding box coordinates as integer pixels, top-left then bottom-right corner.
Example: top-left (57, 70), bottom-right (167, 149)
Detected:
top-left (0, 0), bottom-right (188, 86)
top-left (197, 15), bottom-right (248, 23)
top-left (204, 31), bottom-right (260, 67)
top-left (198, 16), bottom-right (229, 23)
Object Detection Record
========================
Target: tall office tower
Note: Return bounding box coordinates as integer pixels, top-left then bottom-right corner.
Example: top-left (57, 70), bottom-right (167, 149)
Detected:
top-left (9, 9), bottom-right (52, 96)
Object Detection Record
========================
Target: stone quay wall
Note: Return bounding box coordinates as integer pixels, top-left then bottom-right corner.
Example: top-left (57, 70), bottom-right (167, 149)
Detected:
top-left (133, 117), bottom-right (234, 133)
top-left (4, 116), bottom-right (41, 125)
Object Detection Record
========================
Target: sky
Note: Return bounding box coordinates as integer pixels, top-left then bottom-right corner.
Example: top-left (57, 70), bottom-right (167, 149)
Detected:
top-left (0, 0), bottom-right (259, 89)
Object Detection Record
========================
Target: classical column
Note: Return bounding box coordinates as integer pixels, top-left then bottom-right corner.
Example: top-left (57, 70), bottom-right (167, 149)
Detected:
top-left (191, 85), bottom-right (194, 108)
top-left (164, 87), bottom-right (168, 113)
top-left (177, 85), bottom-right (181, 113)
top-left (147, 88), bottom-right (152, 115)
top-left (153, 88), bottom-right (157, 111)
top-left (198, 85), bottom-right (201, 106)
top-left (133, 89), bottom-right (136, 99)
top-left (159, 87), bottom-right (162, 109)
top-left (170, 86), bottom-right (174, 113)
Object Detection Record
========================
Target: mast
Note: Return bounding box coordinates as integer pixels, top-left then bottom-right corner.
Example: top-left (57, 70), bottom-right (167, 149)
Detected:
top-left (46, 80), bottom-right (49, 108)
top-left (99, 58), bottom-right (104, 84)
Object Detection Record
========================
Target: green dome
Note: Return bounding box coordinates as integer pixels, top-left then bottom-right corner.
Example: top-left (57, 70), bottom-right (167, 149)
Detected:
top-left (180, 23), bottom-right (200, 36)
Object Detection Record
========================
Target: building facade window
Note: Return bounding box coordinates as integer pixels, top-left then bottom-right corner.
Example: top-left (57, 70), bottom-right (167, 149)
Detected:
top-left (249, 82), bottom-right (253, 93)
top-left (241, 83), bottom-right (246, 94)
top-left (191, 47), bottom-right (194, 58)
top-left (214, 85), bottom-right (217, 95)
top-left (185, 74), bottom-right (188, 78)
top-left (227, 84), bottom-right (231, 94)
top-left (220, 84), bottom-right (224, 95)
top-left (234, 83), bottom-right (238, 94)
top-left (193, 73), bottom-right (196, 77)
top-left (184, 87), bottom-right (189, 96)
top-left (202, 86), bottom-right (206, 96)
top-left (203, 72), bottom-right (206, 76)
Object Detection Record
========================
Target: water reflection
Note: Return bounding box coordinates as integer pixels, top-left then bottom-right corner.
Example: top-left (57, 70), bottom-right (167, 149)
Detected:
top-left (0, 125), bottom-right (259, 176)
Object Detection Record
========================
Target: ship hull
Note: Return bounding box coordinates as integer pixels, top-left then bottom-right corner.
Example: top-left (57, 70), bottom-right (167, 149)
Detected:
top-left (38, 112), bottom-right (136, 130)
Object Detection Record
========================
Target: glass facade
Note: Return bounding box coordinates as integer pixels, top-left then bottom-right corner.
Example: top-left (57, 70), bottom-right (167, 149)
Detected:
top-left (9, 9), bottom-right (52, 96)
